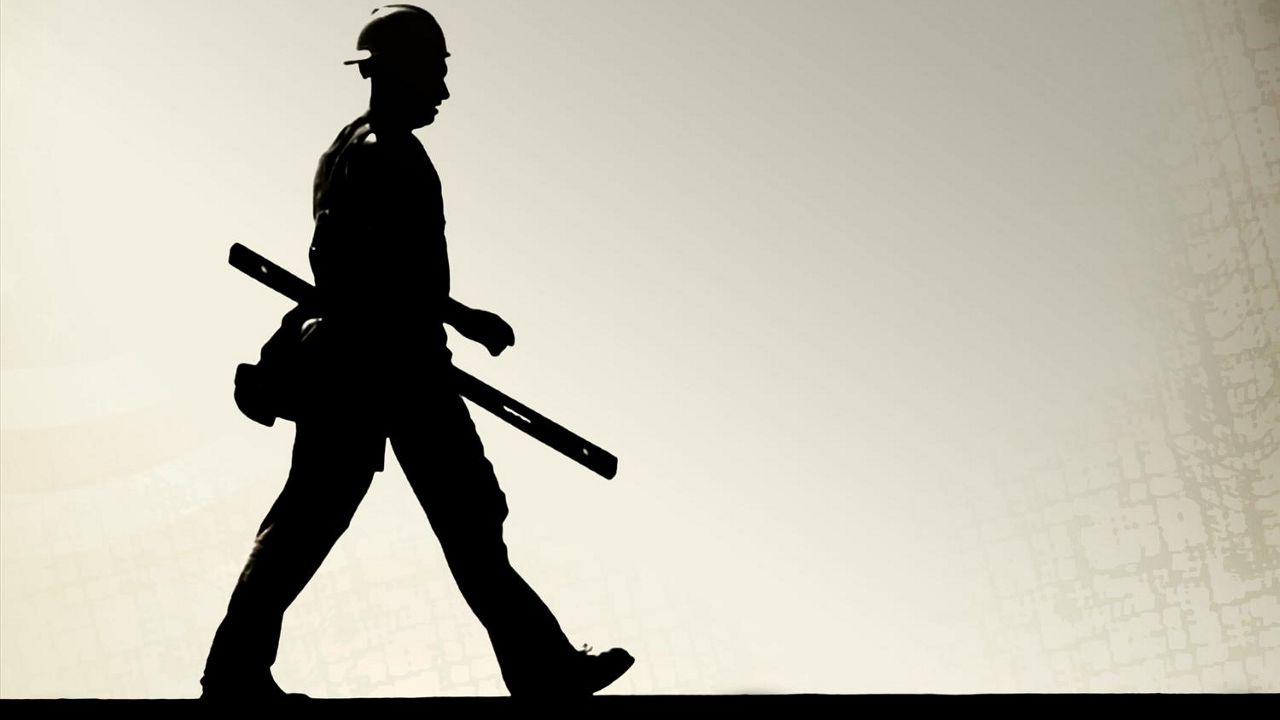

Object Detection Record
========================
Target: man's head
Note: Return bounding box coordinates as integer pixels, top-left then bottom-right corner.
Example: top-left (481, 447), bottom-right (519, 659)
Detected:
top-left (346, 5), bottom-right (450, 129)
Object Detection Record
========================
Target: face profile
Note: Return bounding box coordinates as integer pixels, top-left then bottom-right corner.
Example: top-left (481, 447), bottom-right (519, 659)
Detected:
top-left (370, 54), bottom-right (450, 129)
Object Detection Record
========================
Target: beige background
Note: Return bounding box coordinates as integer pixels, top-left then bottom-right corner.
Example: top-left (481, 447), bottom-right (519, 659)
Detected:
top-left (2, 0), bottom-right (1277, 696)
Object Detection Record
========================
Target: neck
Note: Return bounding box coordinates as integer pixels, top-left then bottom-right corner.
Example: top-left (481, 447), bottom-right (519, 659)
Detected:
top-left (366, 104), bottom-right (417, 134)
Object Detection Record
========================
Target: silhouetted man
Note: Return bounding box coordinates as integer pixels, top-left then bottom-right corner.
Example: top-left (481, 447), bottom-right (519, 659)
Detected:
top-left (200, 4), bottom-right (634, 700)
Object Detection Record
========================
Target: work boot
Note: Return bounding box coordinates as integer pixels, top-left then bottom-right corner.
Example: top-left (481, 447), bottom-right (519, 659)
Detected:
top-left (504, 645), bottom-right (634, 696)
top-left (509, 645), bottom-right (634, 697)
top-left (199, 669), bottom-right (310, 703)
top-left (565, 645), bottom-right (635, 695)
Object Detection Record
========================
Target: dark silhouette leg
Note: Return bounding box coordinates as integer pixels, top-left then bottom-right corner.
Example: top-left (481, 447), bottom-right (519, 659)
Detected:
top-left (388, 389), bottom-right (578, 695)
top-left (201, 419), bottom-right (382, 694)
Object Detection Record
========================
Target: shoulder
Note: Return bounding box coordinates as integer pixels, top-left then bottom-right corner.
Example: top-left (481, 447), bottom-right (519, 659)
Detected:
top-left (350, 122), bottom-right (382, 152)
top-left (314, 116), bottom-right (382, 216)
top-left (320, 116), bottom-right (389, 164)
top-left (329, 118), bottom-right (379, 164)
top-left (341, 124), bottom-right (417, 182)
top-left (317, 118), bottom-right (392, 184)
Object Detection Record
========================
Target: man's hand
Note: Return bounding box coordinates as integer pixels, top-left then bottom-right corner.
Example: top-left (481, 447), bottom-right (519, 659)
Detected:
top-left (467, 309), bottom-right (516, 356)
top-left (449, 304), bottom-right (515, 357)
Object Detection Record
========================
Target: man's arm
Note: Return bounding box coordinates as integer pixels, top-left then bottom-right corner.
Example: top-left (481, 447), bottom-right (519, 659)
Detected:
top-left (442, 297), bottom-right (469, 327)
top-left (443, 296), bottom-right (516, 357)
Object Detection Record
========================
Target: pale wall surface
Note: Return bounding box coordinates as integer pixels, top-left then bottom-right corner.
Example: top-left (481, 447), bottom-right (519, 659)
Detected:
top-left (1, 0), bottom-right (1276, 696)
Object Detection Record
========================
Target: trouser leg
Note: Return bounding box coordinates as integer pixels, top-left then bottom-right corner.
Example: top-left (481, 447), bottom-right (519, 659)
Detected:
top-left (202, 420), bottom-right (381, 686)
top-left (389, 390), bottom-right (576, 694)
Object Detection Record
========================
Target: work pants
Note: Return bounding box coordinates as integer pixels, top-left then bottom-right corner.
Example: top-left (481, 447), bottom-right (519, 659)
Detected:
top-left (201, 380), bottom-right (576, 694)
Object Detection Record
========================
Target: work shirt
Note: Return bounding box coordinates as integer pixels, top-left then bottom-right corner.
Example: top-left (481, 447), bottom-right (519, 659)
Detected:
top-left (307, 113), bottom-right (455, 417)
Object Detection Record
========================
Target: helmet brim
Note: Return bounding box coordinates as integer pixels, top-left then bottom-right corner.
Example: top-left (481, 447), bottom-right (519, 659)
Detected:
top-left (342, 49), bottom-right (373, 65)
top-left (342, 48), bottom-right (450, 66)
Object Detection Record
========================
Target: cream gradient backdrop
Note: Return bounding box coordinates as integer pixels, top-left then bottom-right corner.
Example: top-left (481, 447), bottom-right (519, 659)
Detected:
top-left (2, 0), bottom-right (1277, 697)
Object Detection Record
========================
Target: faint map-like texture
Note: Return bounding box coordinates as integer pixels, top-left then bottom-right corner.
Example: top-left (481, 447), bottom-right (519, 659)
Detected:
top-left (2, 0), bottom-right (1275, 698)
top-left (921, 0), bottom-right (1279, 692)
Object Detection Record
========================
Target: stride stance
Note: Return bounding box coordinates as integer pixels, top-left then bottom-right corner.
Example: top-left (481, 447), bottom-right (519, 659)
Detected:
top-left (201, 5), bottom-right (633, 699)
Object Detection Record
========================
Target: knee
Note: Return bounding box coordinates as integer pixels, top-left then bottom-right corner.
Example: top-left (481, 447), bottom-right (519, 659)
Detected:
top-left (305, 502), bottom-right (362, 543)
top-left (249, 503), bottom-right (357, 559)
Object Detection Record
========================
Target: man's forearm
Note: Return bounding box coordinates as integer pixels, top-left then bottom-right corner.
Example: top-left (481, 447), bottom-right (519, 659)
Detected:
top-left (442, 296), bottom-right (470, 327)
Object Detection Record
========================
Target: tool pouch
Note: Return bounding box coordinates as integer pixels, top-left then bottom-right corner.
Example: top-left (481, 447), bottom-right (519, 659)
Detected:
top-left (234, 304), bottom-right (324, 427)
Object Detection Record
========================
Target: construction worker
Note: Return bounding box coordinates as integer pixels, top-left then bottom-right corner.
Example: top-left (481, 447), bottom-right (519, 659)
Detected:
top-left (200, 4), bottom-right (634, 699)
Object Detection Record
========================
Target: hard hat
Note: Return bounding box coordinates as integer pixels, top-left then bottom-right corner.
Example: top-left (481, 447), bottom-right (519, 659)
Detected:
top-left (343, 4), bottom-right (450, 67)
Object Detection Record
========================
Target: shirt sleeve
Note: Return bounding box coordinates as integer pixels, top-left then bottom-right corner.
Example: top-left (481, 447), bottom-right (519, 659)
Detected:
top-left (309, 131), bottom-right (452, 329)
top-left (309, 138), bottom-right (382, 319)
